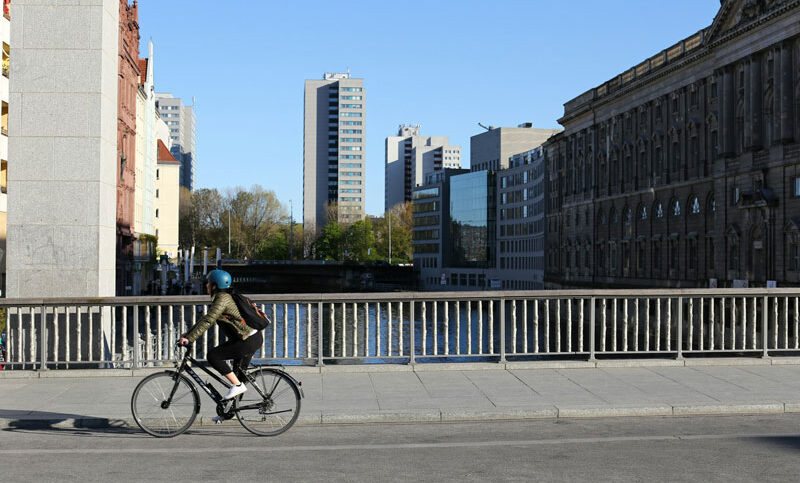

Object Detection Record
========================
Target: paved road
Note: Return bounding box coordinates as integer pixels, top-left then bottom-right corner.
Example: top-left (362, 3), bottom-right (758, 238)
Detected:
top-left (2, 414), bottom-right (800, 482)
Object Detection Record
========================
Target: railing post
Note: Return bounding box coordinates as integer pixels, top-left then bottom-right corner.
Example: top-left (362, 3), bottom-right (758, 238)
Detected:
top-left (762, 295), bottom-right (769, 358)
top-left (409, 299), bottom-right (416, 365)
top-left (500, 298), bottom-right (506, 364)
top-left (589, 297), bottom-right (596, 361)
top-left (39, 304), bottom-right (48, 371)
top-left (317, 302), bottom-right (324, 367)
top-left (133, 305), bottom-right (140, 369)
top-left (676, 297), bottom-right (683, 360)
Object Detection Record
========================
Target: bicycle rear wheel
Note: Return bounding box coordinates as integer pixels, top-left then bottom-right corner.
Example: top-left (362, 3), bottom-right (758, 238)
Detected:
top-left (131, 371), bottom-right (200, 438)
top-left (234, 368), bottom-right (301, 436)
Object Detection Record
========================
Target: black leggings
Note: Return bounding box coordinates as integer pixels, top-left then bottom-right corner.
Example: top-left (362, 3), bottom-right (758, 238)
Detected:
top-left (206, 332), bottom-right (263, 376)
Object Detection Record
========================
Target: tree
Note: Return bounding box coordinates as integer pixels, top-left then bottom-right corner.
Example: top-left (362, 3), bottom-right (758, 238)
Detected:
top-left (315, 221), bottom-right (343, 260)
top-left (255, 230), bottom-right (288, 260)
top-left (225, 185), bottom-right (286, 259)
top-left (179, 187), bottom-right (225, 250)
top-left (374, 202), bottom-right (413, 263)
top-left (344, 218), bottom-right (375, 262)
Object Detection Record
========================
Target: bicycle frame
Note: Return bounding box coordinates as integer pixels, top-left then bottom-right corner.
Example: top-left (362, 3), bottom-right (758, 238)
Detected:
top-left (173, 350), bottom-right (231, 405)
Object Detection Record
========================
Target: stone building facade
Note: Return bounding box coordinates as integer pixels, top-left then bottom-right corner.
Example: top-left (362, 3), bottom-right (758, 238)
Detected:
top-left (545, 0), bottom-right (800, 289)
top-left (117, 0), bottom-right (140, 294)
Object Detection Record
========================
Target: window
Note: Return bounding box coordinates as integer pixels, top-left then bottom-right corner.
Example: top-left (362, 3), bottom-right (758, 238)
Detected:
top-left (656, 202), bottom-right (664, 219)
top-left (340, 87), bottom-right (363, 92)
top-left (672, 200), bottom-right (680, 216)
top-left (688, 239), bottom-right (698, 270)
top-left (733, 186), bottom-right (740, 205)
top-left (341, 112), bottom-right (362, 117)
top-left (641, 205), bottom-right (647, 220)
top-left (155, 209), bottom-right (159, 218)
top-left (729, 242), bottom-right (739, 271)
top-left (670, 238), bottom-right (679, 270)
top-left (691, 196), bottom-right (700, 214)
top-left (653, 241), bottom-right (662, 270)
top-left (794, 177), bottom-right (800, 197)
top-left (156, 169), bottom-right (160, 180)
top-left (792, 243), bottom-right (800, 271)
top-left (155, 189), bottom-right (159, 198)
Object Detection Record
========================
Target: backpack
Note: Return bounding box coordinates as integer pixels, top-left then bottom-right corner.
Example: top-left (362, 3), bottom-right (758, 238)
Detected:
top-left (231, 292), bottom-right (271, 331)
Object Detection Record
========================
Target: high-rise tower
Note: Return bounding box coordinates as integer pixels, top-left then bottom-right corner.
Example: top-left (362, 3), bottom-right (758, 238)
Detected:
top-left (303, 72), bottom-right (365, 230)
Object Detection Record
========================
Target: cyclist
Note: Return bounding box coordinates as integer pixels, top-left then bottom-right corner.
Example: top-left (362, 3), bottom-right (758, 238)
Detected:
top-left (179, 269), bottom-right (263, 400)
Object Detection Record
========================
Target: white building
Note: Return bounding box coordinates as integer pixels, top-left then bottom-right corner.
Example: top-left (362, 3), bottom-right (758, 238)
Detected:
top-left (303, 72), bottom-right (366, 230)
top-left (385, 124), bottom-right (461, 212)
top-left (155, 139), bottom-right (180, 258)
top-left (134, 40), bottom-right (157, 237)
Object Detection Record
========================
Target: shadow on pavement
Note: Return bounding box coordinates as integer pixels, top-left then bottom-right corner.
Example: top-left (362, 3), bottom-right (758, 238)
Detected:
top-left (752, 435), bottom-right (800, 451)
top-left (0, 409), bottom-right (137, 435)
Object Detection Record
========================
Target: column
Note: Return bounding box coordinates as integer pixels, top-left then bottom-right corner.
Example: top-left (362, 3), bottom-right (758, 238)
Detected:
top-left (781, 41), bottom-right (795, 142)
top-left (750, 53), bottom-right (762, 150)
top-left (7, 0), bottom-right (119, 297)
top-left (721, 67), bottom-right (735, 157)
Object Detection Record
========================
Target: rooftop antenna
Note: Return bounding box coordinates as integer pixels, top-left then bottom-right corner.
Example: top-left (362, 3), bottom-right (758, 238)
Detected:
top-left (478, 122), bottom-right (493, 131)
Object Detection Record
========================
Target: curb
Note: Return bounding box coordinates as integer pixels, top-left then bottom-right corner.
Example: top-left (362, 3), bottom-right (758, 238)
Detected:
top-left (4, 357), bottom-right (800, 379)
top-left (1, 403), bottom-right (796, 430)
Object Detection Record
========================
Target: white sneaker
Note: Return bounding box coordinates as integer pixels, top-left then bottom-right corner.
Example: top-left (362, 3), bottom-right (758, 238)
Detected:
top-left (222, 383), bottom-right (247, 400)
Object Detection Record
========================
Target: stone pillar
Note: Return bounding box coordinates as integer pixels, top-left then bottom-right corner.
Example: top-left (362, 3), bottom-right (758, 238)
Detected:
top-left (7, 0), bottom-right (119, 297)
top-left (749, 54), bottom-right (762, 150)
top-left (781, 41), bottom-right (795, 142)
top-left (721, 67), bottom-right (735, 157)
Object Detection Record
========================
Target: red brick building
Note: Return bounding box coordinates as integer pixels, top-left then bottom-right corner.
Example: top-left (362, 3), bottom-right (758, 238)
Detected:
top-left (117, 0), bottom-right (140, 294)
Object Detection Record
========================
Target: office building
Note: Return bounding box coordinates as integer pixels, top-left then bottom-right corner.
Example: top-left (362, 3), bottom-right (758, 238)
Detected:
top-left (154, 93), bottom-right (196, 190)
top-left (545, 0), bottom-right (800, 289)
top-left (385, 124), bottom-right (461, 211)
top-left (498, 147), bottom-right (548, 290)
top-left (413, 169), bottom-right (497, 291)
top-left (471, 124), bottom-right (560, 171)
top-left (304, 72), bottom-right (365, 230)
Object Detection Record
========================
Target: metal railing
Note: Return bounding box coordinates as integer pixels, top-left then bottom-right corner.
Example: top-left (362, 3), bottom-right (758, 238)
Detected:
top-left (2, 289), bottom-right (800, 369)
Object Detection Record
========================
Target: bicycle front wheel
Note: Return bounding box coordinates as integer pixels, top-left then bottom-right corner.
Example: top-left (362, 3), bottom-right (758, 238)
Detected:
top-left (234, 368), bottom-right (301, 436)
top-left (131, 371), bottom-right (200, 438)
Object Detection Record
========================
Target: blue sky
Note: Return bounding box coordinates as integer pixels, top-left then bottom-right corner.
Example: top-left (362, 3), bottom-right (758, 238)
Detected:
top-left (138, 0), bottom-right (721, 217)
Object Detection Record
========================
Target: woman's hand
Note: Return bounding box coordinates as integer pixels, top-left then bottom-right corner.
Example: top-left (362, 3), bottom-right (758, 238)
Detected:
top-left (178, 337), bottom-right (189, 346)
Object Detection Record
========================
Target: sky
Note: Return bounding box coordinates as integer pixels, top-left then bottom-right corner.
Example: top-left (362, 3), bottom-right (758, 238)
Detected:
top-left (138, 0), bottom-right (722, 217)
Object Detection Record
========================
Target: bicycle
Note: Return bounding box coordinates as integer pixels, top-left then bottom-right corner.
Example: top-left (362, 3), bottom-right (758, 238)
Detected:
top-left (131, 343), bottom-right (303, 438)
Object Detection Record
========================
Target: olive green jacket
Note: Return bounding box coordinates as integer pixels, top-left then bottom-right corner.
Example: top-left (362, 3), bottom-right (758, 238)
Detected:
top-left (184, 292), bottom-right (251, 342)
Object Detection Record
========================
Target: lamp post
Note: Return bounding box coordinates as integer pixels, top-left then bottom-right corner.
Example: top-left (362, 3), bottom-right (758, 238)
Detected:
top-left (289, 199), bottom-right (294, 261)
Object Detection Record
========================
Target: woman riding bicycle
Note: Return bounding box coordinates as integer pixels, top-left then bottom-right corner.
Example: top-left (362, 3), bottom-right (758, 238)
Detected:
top-left (179, 269), bottom-right (263, 400)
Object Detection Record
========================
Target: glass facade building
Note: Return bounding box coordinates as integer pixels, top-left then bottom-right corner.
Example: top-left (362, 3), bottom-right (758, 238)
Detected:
top-left (448, 171), bottom-right (496, 268)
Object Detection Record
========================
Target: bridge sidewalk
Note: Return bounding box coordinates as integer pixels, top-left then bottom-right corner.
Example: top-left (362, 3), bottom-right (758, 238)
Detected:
top-left (2, 358), bottom-right (800, 429)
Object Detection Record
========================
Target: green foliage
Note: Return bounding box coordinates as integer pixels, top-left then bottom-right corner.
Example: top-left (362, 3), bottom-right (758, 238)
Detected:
top-left (344, 218), bottom-right (375, 262)
top-left (315, 221), bottom-right (343, 260)
top-left (256, 230), bottom-right (288, 260)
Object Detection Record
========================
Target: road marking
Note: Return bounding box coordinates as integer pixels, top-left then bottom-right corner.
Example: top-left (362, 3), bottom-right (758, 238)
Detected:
top-left (3, 432), bottom-right (798, 455)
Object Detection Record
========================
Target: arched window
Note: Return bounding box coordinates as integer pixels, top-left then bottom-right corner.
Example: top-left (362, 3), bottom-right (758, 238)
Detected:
top-left (624, 206), bottom-right (632, 224)
top-left (690, 196), bottom-right (701, 215)
top-left (640, 204), bottom-right (647, 221)
top-left (655, 201), bottom-right (664, 219)
top-left (708, 193), bottom-right (716, 216)
top-left (672, 199), bottom-right (681, 216)
top-left (610, 207), bottom-right (619, 224)
top-left (598, 209), bottom-right (606, 225)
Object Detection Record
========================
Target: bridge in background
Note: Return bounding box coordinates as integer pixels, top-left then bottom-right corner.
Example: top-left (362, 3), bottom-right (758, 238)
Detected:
top-left (2, 288), bottom-right (800, 370)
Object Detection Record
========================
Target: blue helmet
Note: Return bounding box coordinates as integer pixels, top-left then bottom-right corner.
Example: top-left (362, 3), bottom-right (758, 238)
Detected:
top-left (206, 269), bottom-right (232, 289)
